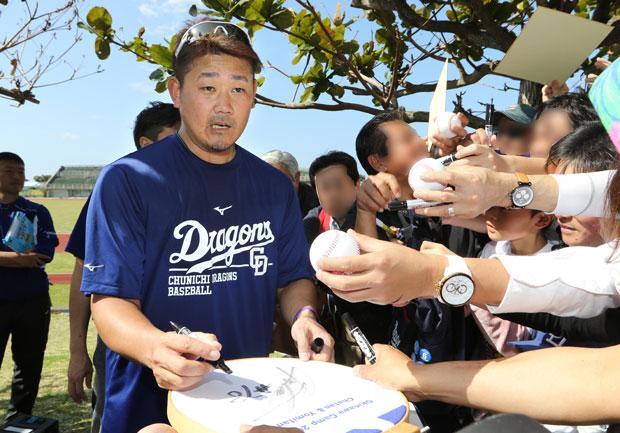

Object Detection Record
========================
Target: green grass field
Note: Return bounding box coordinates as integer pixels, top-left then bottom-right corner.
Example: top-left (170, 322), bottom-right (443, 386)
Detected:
top-left (0, 315), bottom-right (97, 432)
top-left (31, 198), bottom-right (86, 234)
top-left (1, 198), bottom-right (93, 431)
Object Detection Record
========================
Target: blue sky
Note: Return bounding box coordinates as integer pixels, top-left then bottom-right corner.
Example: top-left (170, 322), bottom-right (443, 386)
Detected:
top-left (3, 0), bottom-right (545, 179)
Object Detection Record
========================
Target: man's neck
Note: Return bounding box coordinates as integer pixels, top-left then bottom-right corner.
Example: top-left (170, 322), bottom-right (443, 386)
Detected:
top-left (0, 192), bottom-right (18, 205)
top-left (395, 174), bottom-right (414, 199)
top-left (178, 129), bottom-right (236, 165)
top-left (510, 232), bottom-right (547, 256)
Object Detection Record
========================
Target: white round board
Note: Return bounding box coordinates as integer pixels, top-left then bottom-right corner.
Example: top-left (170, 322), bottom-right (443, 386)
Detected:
top-left (168, 357), bottom-right (412, 433)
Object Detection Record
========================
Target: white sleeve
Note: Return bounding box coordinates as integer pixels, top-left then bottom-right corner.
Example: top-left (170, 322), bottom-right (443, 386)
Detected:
top-left (550, 170), bottom-right (614, 217)
top-left (487, 243), bottom-right (620, 318)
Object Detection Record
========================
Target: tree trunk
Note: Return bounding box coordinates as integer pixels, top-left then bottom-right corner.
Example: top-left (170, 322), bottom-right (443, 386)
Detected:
top-left (518, 80), bottom-right (543, 108)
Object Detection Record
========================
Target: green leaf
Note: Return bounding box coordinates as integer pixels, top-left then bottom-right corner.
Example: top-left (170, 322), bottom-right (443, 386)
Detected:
top-left (87, 7), bottom-right (112, 32)
top-left (256, 76), bottom-right (265, 87)
top-left (149, 44), bottom-right (173, 69)
top-left (341, 40), bottom-right (359, 55)
top-left (137, 27), bottom-right (146, 38)
top-left (270, 8), bottom-right (294, 29)
top-left (327, 84), bottom-right (344, 98)
top-left (189, 4), bottom-right (198, 16)
top-left (94, 37), bottom-right (111, 60)
top-left (300, 85), bottom-right (316, 103)
top-left (375, 28), bottom-right (389, 45)
top-left (149, 68), bottom-right (164, 80)
top-left (155, 79), bottom-right (168, 93)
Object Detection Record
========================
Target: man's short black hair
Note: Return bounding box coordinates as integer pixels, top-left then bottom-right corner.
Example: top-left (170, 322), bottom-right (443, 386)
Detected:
top-left (355, 111), bottom-right (403, 175)
top-left (546, 121), bottom-right (618, 173)
top-left (309, 151), bottom-right (360, 190)
top-left (0, 152), bottom-right (25, 166)
top-left (537, 92), bottom-right (599, 130)
top-left (133, 101), bottom-right (181, 150)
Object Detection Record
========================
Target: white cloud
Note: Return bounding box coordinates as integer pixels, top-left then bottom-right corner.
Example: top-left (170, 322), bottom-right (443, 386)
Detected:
top-left (138, 3), bottom-right (158, 17)
top-left (61, 132), bottom-right (80, 141)
top-left (138, 0), bottom-right (195, 18)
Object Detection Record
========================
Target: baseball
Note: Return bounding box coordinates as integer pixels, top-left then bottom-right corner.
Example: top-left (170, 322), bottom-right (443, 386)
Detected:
top-left (309, 230), bottom-right (360, 272)
top-left (408, 157), bottom-right (446, 191)
top-left (434, 112), bottom-right (462, 139)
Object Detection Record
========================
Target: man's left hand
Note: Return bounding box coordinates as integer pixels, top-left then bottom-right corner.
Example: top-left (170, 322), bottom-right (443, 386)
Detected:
top-left (291, 313), bottom-right (334, 362)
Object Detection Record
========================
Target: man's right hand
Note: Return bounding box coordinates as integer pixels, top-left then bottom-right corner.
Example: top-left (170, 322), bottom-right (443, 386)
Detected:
top-left (148, 331), bottom-right (222, 391)
top-left (357, 172), bottom-right (401, 213)
top-left (67, 350), bottom-right (93, 403)
top-left (13, 252), bottom-right (50, 268)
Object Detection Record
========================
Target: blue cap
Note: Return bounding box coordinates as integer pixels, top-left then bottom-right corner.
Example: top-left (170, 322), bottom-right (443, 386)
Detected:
top-left (493, 104), bottom-right (536, 126)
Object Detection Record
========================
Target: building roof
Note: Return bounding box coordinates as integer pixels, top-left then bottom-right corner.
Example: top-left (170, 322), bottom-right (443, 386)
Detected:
top-left (45, 165), bottom-right (103, 190)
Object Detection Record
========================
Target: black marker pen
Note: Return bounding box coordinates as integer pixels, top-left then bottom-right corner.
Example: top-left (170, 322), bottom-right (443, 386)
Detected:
top-left (341, 313), bottom-right (376, 364)
top-left (388, 199), bottom-right (444, 212)
top-left (169, 321), bottom-right (233, 374)
top-left (311, 337), bottom-right (324, 354)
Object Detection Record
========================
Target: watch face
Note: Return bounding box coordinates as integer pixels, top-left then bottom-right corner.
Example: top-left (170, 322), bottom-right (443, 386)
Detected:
top-left (512, 185), bottom-right (534, 208)
top-left (441, 274), bottom-right (475, 306)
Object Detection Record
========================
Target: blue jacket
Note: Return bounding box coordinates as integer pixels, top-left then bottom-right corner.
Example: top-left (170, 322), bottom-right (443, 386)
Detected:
top-left (0, 197), bottom-right (58, 301)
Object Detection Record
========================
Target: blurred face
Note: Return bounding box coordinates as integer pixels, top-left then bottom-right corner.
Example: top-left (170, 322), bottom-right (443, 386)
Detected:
top-left (555, 163), bottom-right (605, 247)
top-left (169, 54), bottom-right (256, 154)
top-left (376, 120), bottom-right (429, 177)
top-left (0, 160), bottom-right (25, 197)
top-left (269, 162), bottom-right (300, 190)
top-left (495, 117), bottom-right (531, 156)
top-left (529, 110), bottom-right (573, 158)
top-left (314, 165), bottom-right (358, 220)
top-left (484, 207), bottom-right (548, 241)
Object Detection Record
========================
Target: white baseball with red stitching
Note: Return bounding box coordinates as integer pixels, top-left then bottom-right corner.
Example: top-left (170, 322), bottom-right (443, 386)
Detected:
top-left (309, 230), bottom-right (360, 272)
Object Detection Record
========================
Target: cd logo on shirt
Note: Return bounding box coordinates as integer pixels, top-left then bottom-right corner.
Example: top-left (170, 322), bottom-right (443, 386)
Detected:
top-left (168, 219), bottom-right (274, 275)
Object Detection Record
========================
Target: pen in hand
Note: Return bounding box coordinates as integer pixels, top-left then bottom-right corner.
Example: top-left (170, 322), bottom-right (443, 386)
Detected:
top-left (169, 321), bottom-right (233, 374)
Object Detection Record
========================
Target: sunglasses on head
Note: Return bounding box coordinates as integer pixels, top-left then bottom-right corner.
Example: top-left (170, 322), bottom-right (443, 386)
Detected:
top-left (174, 21), bottom-right (252, 59)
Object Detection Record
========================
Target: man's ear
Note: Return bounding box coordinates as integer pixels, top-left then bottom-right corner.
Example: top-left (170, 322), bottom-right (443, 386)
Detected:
top-left (534, 212), bottom-right (554, 229)
top-left (168, 77), bottom-right (181, 108)
top-left (138, 136), bottom-right (154, 149)
top-left (368, 154), bottom-right (386, 173)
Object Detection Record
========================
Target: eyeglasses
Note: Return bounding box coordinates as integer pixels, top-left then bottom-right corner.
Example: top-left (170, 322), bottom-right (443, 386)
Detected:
top-left (174, 21), bottom-right (252, 59)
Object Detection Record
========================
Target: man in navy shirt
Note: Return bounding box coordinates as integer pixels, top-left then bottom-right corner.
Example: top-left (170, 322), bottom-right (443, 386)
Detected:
top-left (66, 102), bottom-right (180, 433)
top-left (82, 20), bottom-right (334, 433)
top-left (0, 152), bottom-right (58, 419)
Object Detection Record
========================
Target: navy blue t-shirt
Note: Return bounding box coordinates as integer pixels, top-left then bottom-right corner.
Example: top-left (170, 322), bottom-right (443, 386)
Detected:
top-left (0, 197), bottom-right (58, 301)
top-left (81, 135), bottom-right (313, 433)
top-left (65, 196), bottom-right (89, 260)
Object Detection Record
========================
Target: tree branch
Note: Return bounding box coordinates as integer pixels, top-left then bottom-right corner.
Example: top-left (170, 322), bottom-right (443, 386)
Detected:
top-left (0, 86), bottom-right (40, 105)
top-left (467, 0), bottom-right (516, 51)
top-left (255, 93), bottom-right (382, 115)
top-left (295, 0), bottom-right (387, 106)
top-left (352, 0), bottom-right (514, 52)
top-left (397, 61), bottom-right (497, 97)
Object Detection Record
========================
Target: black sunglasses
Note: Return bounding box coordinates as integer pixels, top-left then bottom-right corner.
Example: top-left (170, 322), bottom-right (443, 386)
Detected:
top-left (174, 21), bottom-right (251, 59)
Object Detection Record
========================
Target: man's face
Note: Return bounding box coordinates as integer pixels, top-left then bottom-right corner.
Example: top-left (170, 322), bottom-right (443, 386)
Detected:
top-left (0, 161), bottom-right (25, 196)
top-left (555, 163), bottom-right (605, 247)
top-left (484, 207), bottom-right (545, 242)
top-left (377, 120), bottom-right (429, 177)
top-left (495, 117), bottom-right (531, 156)
top-left (314, 165), bottom-right (358, 220)
top-left (529, 110), bottom-right (573, 158)
top-left (170, 54), bottom-right (256, 153)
